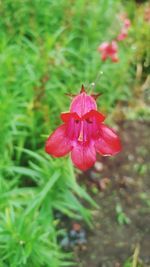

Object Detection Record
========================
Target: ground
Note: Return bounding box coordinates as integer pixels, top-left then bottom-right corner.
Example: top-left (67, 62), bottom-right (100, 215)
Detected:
top-left (75, 120), bottom-right (150, 267)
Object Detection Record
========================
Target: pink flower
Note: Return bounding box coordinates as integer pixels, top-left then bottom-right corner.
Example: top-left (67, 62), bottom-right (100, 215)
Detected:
top-left (124, 18), bottom-right (131, 29)
top-left (119, 13), bottom-right (131, 28)
top-left (45, 86), bottom-right (121, 171)
top-left (117, 20), bottom-right (131, 41)
top-left (117, 28), bottom-right (128, 41)
top-left (98, 41), bottom-right (119, 62)
top-left (117, 14), bottom-right (131, 41)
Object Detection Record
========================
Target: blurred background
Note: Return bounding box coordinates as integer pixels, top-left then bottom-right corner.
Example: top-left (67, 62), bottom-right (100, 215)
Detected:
top-left (0, 0), bottom-right (150, 266)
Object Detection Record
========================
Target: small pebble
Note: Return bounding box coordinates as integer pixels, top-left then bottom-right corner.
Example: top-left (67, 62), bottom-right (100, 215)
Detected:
top-left (128, 154), bottom-right (134, 161)
top-left (94, 162), bottom-right (104, 172)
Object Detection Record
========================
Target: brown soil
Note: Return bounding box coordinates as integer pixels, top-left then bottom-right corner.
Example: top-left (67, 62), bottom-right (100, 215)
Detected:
top-left (76, 120), bottom-right (150, 267)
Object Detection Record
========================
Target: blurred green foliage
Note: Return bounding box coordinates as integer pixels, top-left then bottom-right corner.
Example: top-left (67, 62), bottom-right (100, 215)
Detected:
top-left (0, 0), bottom-right (149, 266)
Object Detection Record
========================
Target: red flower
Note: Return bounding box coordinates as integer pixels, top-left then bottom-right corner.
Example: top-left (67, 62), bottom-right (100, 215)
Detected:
top-left (98, 41), bottom-right (119, 62)
top-left (45, 86), bottom-right (121, 171)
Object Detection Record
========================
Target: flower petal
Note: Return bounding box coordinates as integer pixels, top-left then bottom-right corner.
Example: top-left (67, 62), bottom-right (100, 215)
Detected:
top-left (98, 42), bottom-right (109, 52)
top-left (111, 41), bottom-right (118, 52)
top-left (61, 112), bottom-right (80, 123)
top-left (70, 88), bottom-right (97, 117)
top-left (101, 52), bottom-right (107, 61)
top-left (71, 142), bottom-right (96, 171)
top-left (95, 124), bottom-right (121, 156)
top-left (45, 124), bottom-right (72, 157)
top-left (111, 54), bottom-right (119, 62)
top-left (82, 110), bottom-right (105, 122)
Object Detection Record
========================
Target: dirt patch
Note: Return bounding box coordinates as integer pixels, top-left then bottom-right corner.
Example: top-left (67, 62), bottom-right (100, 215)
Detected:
top-left (76, 121), bottom-right (150, 267)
